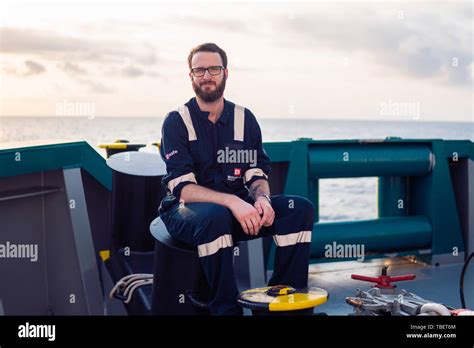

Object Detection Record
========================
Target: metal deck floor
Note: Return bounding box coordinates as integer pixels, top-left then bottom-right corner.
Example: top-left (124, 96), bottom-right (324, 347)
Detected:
top-left (305, 257), bottom-right (474, 315)
top-left (254, 256), bottom-right (474, 316)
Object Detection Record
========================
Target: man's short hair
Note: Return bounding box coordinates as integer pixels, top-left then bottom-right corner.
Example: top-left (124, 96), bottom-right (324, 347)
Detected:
top-left (188, 43), bottom-right (228, 69)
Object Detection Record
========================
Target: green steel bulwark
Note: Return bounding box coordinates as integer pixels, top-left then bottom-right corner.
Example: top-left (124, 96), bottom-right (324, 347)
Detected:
top-left (0, 141), bottom-right (112, 190)
top-left (1, 138), bottom-right (472, 264)
top-left (264, 138), bottom-right (473, 266)
top-left (308, 143), bottom-right (433, 178)
top-left (311, 216), bottom-right (432, 258)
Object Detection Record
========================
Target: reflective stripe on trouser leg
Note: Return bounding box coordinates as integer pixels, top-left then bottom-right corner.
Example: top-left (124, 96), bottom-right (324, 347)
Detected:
top-left (267, 196), bottom-right (315, 289)
top-left (269, 233), bottom-right (311, 288)
top-left (160, 202), bottom-right (242, 315)
top-left (197, 232), bottom-right (238, 315)
top-left (198, 234), bottom-right (233, 257)
top-left (273, 230), bottom-right (312, 247)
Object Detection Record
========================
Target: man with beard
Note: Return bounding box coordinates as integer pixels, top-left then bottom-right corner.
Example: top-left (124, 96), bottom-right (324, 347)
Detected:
top-left (158, 43), bottom-right (315, 315)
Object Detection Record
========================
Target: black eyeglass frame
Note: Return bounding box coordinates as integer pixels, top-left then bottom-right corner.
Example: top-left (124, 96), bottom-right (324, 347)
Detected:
top-left (190, 66), bottom-right (225, 77)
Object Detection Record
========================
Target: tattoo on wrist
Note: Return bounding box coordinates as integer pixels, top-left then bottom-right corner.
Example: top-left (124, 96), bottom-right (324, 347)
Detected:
top-left (249, 183), bottom-right (262, 200)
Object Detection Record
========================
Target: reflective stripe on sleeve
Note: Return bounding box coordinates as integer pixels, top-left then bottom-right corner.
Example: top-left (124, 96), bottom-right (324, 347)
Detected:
top-left (243, 168), bottom-right (268, 184)
top-left (168, 172), bottom-right (197, 192)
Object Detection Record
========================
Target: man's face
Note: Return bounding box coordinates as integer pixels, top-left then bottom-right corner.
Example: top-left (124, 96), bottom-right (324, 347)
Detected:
top-left (190, 52), bottom-right (228, 102)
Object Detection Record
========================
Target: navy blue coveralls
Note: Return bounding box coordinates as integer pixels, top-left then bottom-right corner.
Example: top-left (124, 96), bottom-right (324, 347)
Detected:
top-left (159, 97), bottom-right (314, 315)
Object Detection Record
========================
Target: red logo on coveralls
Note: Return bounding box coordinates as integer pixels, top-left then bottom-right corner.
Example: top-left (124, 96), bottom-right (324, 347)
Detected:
top-left (234, 168), bottom-right (241, 176)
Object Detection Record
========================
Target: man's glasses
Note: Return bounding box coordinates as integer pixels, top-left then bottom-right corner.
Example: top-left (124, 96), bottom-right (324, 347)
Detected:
top-left (191, 66), bottom-right (224, 77)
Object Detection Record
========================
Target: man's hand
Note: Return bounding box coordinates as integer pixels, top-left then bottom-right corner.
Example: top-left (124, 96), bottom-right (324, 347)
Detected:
top-left (254, 196), bottom-right (275, 227)
top-left (227, 196), bottom-right (262, 235)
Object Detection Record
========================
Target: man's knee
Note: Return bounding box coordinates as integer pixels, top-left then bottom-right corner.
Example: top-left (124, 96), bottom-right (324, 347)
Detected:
top-left (286, 195), bottom-right (314, 214)
top-left (298, 196), bottom-right (315, 219)
top-left (279, 195), bottom-right (315, 227)
top-left (198, 203), bottom-right (232, 227)
top-left (195, 203), bottom-right (233, 245)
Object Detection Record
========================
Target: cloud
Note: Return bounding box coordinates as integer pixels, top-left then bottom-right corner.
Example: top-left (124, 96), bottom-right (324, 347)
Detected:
top-left (24, 60), bottom-right (46, 76)
top-left (135, 47), bottom-right (159, 65)
top-left (0, 27), bottom-right (86, 54)
top-left (273, 4), bottom-right (473, 86)
top-left (172, 16), bottom-right (251, 34)
top-left (76, 79), bottom-right (115, 94)
top-left (58, 62), bottom-right (88, 75)
top-left (2, 59), bottom-right (46, 77)
top-left (1, 3), bottom-right (470, 90)
top-left (0, 27), bottom-right (160, 66)
top-left (0, 27), bottom-right (161, 89)
top-left (122, 65), bottom-right (144, 78)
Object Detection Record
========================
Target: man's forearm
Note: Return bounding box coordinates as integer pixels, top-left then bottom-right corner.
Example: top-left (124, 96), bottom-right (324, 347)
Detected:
top-left (249, 179), bottom-right (270, 201)
top-left (180, 183), bottom-right (236, 208)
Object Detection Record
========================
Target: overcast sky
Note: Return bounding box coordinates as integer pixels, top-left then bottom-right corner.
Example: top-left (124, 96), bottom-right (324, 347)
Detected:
top-left (0, 0), bottom-right (472, 121)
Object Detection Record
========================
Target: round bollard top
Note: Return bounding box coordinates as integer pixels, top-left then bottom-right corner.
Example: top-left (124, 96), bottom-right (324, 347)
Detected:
top-left (106, 151), bottom-right (166, 176)
top-left (238, 285), bottom-right (328, 312)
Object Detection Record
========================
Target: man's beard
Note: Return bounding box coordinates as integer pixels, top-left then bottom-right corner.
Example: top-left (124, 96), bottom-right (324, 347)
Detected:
top-left (192, 76), bottom-right (226, 102)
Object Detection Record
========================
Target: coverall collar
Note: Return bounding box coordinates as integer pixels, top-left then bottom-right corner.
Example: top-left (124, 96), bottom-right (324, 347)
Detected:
top-left (190, 97), bottom-right (230, 125)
